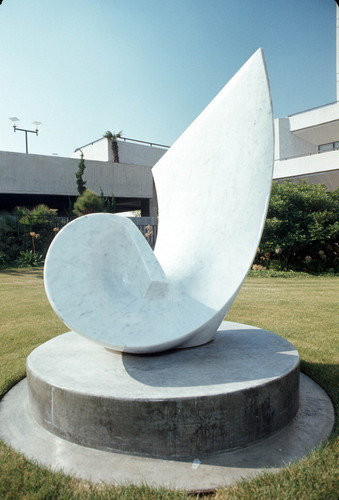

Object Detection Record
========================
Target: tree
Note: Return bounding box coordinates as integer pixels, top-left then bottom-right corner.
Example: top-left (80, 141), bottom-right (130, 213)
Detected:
top-left (73, 190), bottom-right (106, 217)
top-left (103, 130), bottom-right (123, 163)
top-left (75, 153), bottom-right (87, 195)
top-left (255, 180), bottom-right (339, 273)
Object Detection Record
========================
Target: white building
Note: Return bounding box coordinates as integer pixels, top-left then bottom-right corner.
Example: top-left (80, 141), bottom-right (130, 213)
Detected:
top-left (272, 5), bottom-right (339, 191)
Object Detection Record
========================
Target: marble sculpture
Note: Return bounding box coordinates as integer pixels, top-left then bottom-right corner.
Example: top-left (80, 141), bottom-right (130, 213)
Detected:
top-left (44, 49), bottom-right (274, 353)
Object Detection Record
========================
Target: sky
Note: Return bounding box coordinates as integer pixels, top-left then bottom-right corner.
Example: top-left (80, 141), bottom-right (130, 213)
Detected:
top-left (0, 0), bottom-right (337, 157)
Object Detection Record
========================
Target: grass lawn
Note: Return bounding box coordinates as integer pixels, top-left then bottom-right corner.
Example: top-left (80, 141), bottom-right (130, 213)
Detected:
top-left (0, 268), bottom-right (338, 499)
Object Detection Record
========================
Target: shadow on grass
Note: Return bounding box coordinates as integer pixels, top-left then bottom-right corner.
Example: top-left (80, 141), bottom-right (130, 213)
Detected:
top-left (0, 267), bottom-right (44, 278)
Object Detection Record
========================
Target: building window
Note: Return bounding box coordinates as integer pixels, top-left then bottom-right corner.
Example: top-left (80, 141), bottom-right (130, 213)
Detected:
top-left (318, 141), bottom-right (339, 153)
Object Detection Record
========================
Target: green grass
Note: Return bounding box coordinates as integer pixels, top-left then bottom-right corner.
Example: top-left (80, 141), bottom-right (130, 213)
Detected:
top-left (0, 269), bottom-right (338, 499)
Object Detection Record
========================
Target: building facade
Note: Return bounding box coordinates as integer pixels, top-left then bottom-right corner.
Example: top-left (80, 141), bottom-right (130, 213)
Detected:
top-left (0, 138), bottom-right (168, 216)
top-left (273, 101), bottom-right (339, 191)
top-left (273, 5), bottom-right (339, 191)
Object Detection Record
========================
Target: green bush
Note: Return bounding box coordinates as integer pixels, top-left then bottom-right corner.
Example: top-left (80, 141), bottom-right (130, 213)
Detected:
top-left (254, 181), bottom-right (339, 273)
top-left (73, 189), bottom-right (106, 216)
top-left (16, 250), bottom-right (44, 267)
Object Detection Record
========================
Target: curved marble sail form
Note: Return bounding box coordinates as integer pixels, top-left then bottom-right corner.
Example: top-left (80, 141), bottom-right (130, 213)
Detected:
top-left (44, 49), bottom-right (274, 353)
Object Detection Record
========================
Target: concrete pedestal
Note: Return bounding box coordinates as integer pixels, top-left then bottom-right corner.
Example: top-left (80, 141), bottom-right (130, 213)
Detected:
top-left (26, 322), bottom-right (300, 458)
top-left (0, 322), bottom-right (334, 491)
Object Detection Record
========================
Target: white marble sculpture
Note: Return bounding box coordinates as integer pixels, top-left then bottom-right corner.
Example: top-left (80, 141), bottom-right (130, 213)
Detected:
top-left (44, 49), bottom-right (274, 353)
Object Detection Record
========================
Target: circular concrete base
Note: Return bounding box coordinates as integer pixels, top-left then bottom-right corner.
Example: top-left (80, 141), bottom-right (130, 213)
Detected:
top-left (0, 322), bottom-right (335, 491)
top-left (26, 322), bottom-right (300, 458)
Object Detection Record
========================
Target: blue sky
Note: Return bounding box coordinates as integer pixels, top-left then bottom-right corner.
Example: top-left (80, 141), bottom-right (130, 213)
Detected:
top-left (0, 0), bottom-right (336, 157)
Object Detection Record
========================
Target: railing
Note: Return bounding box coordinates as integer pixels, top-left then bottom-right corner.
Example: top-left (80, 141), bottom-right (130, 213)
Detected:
top-left (0, 214), bottom-right (68, 234)
top-left (75, 136), bottom-right (170, 152)
top-left (276, 147), bottom-right (339, 162)
top-left (0, 214), bottom-right (70, 265)
top-left (118, 136), bottom-right (170, 150)
top-left (128, 217), bottom-right (158, 249)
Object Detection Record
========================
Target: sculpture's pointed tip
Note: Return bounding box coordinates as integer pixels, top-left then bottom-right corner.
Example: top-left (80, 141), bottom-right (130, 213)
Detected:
top-left (248, 48), bottom-right (265, 66)
top-left (241, 48), bottom-right (269, 91)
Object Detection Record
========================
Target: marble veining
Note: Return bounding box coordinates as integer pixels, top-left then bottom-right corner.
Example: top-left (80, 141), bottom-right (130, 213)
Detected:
top-left (44, 49), bottom-right (274, 353)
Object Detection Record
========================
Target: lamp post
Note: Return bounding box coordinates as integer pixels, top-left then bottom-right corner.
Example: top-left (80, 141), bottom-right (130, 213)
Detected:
top-left (9, 117), bottom-right (41, 153)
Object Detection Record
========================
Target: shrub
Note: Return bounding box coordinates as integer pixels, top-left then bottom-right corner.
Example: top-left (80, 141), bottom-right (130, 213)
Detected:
top-left (0, 206), bottom-right (66, 267)
top-left (16, 250), bottom-right (44, 267)
top-left (254, 181), bottom-right (339, 273)
top-left (73, 190), bottom-right (106, 216)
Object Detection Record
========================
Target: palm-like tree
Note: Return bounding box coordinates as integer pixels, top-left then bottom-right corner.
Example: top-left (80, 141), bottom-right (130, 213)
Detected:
top-left (103, 130), bottom-right (123, 163)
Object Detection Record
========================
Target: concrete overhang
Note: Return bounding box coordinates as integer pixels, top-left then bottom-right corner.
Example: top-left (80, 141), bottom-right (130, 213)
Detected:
top-left (292, 120), bottom-right (339, 146)
top-left (289, 102), bottom-right (339, 145)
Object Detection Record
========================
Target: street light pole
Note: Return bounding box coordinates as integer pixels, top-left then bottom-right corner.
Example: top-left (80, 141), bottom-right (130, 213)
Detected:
top-left (9, 118), bottom-right (41, 153)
